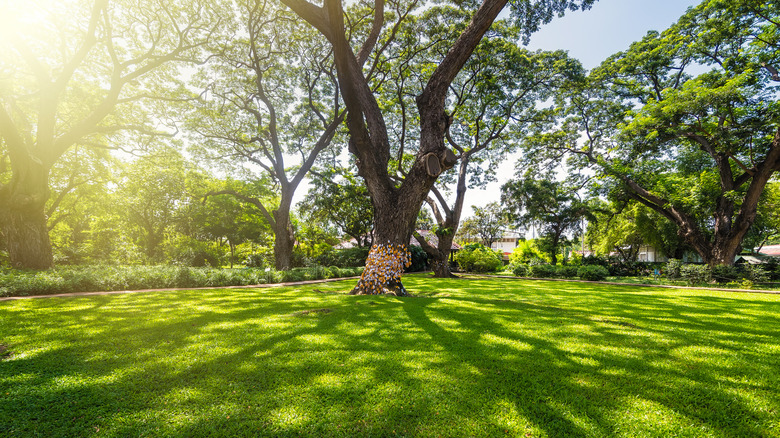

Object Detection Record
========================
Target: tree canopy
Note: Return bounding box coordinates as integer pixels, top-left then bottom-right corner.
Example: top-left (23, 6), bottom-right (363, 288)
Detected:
top-left (521, 0), bottom-right (780, 266)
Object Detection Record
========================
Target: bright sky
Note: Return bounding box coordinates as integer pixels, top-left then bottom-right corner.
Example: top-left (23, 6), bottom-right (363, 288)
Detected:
top-left (462, 0), bottom-right (701, 217)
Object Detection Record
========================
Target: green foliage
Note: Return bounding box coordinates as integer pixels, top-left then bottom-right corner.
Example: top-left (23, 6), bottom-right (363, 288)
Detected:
top-left (509, 240), bottom-right (544, 266)
top-left (299, 167), bottom-right (374, 248)
top-left (407, 245), bottom-right (430, 273)
top-left (315, 247), bottom-right (371, 268)
top-left (0, 265), bottom-right (365, 297)
top-left (528, 264), bottom-right (557, 278)
top-left (244, 247), bottom-right (275, 269)
top-left (457, 203), bottom-right (507, 248)
top-left (557, 265), bottom-right (580, 278)
top-left (501, 171), bottom-right (589, 265)
top-left (454, 243), bottom-right (503, 273)
top-left (165, 235), bottom-right (224, 267)
top-left (512, 264), bottom-right (528, 277)
top-left (711, 265), bottom-right (742, 283)
top-left (665, 259), bottom-right (684, 280)
top-left (744, 265), bottom-right (770, 284)
top-left (577, 265), bottom-right (609, 282)
top-left (679, 264), bottom-right (712, 285)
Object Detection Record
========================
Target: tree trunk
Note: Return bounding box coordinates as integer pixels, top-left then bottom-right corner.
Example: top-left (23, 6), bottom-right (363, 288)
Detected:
top-left (2, 206), bottom-right (53, 270)
top-left (0, 161), bottom-right (53, 270)
top-left (351, 191), bottom-right (425, 295)
top-left (273, 202), bottom-right (295, 271)
top-left (432, 232), bottom-right (456, 278)
top-left (414, 229), bottom-right (456, 278)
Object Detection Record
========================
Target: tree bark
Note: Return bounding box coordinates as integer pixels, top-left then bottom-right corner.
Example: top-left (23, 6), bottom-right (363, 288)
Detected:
top-left (272, 199), bottom-right (295, 271)
top-left (0, 160), bottom-right (53, 270)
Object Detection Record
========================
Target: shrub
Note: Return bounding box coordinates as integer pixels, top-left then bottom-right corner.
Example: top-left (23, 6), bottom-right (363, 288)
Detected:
top-left (557, 265), bottom-right (579, 278)
top-left (454, 244), bottom-right (503, 273)
top-left (406, 245), bottom-right (429, 272)
top-left (528, 264), bottom-right (557, 278)
top-left (581, 255), bottom-right (609, 267)
top-left (744, 264), bottom-right (770, 283)
top-left (711, 265), bottom-right (741, 283)
top-left (315, 247), bottom-right (370, 268)
top-left (509, 241), bottom-right (544, 266)
top-left (577, 265), bottom-right (609, 281)
top-left (512, 264), bottom-right (528, 277)
top-left (665, 259), bottom-right (683, 279)
top-left (0, 264), bottom-right (366, 297)
top-left (680, 264), bottom-right (711, 285)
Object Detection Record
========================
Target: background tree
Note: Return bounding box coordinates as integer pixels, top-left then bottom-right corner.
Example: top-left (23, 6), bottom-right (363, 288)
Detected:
top-left (300, 167), bottom-right (375, 247)
top-left (0, 0), bottom-right (221, 269)
top-left (117, 149), bottom-right (190, 263)
top-left (176, 175), bottom-right (274, 268)
top-left (501, 172), bottom-right (589, 264)
top-left (188, 0), bottom-right (343, 270)
top-left (46, 146), bottom-right (119, 264)
top-left (281, 0), bottom-right (596, 293)
top-left (585, 200), bottom-right (688, 263)
top-left (457, 202), bottom-right (507, 249)
top-left (524, 0), bottom-right (780, 266)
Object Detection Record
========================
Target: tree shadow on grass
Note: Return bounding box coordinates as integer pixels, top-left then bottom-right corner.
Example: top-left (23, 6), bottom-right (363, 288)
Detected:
top-left (397, 278), bottom-right (780, 437)
top-left (1, 278), bottom-right (779, 437)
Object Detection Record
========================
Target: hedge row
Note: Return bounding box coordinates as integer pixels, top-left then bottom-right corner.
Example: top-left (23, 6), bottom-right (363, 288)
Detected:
top-left (512, 264), bottom-right (610, 282)
top-left (0, 265), bottom-right (364, 297)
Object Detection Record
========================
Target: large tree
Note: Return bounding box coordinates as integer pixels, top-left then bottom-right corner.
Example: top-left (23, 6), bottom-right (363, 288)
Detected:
top-left (412, 25), bottom-right (581, 277)
top-left (0, 0), bottom-right (220, 269)
top-left (188, 0), bottom-right (343, 270)
top-left (525, 0), bottom-right (780, 266)
top-left (280, 0), bottom-right (596, 293)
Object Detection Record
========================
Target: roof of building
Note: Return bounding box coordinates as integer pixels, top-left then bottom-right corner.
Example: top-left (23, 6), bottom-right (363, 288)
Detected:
top-left (411, 230), bottom-right (462, 250)
top-left (757, 244), bottom-right (780, 257)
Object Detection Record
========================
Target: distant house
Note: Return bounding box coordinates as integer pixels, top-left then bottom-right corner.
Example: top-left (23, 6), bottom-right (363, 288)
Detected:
top-left (757, 244), bottom-right (780, 257)
top-left (489, 230), bottom-right (522, 259)
top-left (459, 229), bottom-right (522, 261)
top-left (637, 245), bottom-right (666, 263)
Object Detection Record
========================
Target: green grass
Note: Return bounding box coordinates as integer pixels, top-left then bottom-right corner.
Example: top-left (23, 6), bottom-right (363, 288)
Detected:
top-left (1, 274), bottom-right (779, 437)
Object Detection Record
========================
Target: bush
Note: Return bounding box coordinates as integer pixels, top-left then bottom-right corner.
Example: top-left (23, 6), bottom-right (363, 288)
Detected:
top-left (581, 255), bottom-right (609, 267)
top-left (744, 264), bottom-right (770, 283)
top-left (315, 247), bottom-right (370, 268)
top-left (680, 264), bottom-right (711, 285)
top-left (577, 265), bottom-right (609, 281)
top-left (557, 265), bottom-right (579, 278)
top-left (665, 259), bottom-right (683, 279)
top-left (454, 243), bottom-right (503, 273)
top-left (512, 264), bottom-right (528, 277)
top-left (528, 264), bottom-right (557, 278)
top-left (509, 241), bottom-right (544, 266)
top-left (0, 264), bottom-right (365, 297)
top-left (711, 265), bottom-right (741, 283)
top-left (406, 245), bottom-right (429, 272)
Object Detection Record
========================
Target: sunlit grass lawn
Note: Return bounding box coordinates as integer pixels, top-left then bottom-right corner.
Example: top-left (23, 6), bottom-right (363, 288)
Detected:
top-left (1, 274), bottom-right (779, 437)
